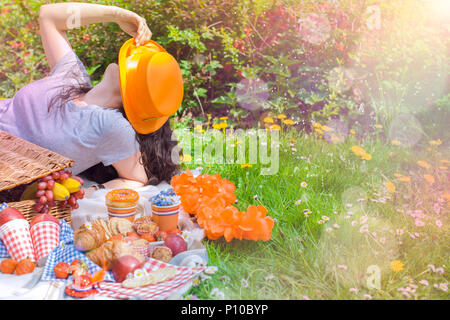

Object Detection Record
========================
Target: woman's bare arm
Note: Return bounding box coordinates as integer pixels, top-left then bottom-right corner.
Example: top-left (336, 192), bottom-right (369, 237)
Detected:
top-left (84, 177), bottom-right (145, 199)
top-left (112, 152), bottom-right (149, 185)
top-left (38, 2), bottom-right (152, 70)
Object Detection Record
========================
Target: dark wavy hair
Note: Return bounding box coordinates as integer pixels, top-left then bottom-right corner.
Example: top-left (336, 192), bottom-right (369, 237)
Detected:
top-left (48, 61), bottom-right (180, 185)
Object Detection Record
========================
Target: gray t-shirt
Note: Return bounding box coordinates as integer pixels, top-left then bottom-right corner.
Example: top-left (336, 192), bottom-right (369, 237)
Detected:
top-left (0, 51), bottom-right (139, 175)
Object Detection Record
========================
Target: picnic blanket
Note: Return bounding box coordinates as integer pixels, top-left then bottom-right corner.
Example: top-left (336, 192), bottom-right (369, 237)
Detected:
top-left (0, 169), bottom-right (208, 299)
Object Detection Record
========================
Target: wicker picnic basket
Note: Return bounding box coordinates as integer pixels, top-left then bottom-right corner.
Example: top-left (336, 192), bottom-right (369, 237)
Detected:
top-left (0, 131), bottom-right (74, 224)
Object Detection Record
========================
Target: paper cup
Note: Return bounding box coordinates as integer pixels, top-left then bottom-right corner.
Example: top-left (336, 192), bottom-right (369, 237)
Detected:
top-left (151, 202), bottom-right (180, 232)
top-left (0, 219), bottom-right (35, 262)
top-left (106, 205), bottom-right (137, 222)
top-left (30, 221), bottom-right (60, 266)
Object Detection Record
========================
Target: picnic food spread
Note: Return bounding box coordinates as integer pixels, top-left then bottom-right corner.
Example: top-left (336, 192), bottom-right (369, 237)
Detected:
top-left (0, 169), bottom-right (273, 299)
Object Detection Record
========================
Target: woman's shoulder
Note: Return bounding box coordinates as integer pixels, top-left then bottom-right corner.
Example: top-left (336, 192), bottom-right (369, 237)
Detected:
top-left (49, 50), bottom-right (92, 88)
top-left (95, 108), bottom-right (135, 137)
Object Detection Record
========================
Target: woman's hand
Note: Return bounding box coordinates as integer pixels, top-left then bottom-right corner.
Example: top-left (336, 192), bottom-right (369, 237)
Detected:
top-left (114, 9), bottom-right (152, 46)
top-left (39, 3), bottom-right (153, 69)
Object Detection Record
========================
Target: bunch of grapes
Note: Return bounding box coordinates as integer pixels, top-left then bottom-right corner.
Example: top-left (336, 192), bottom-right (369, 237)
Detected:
top-left (33, 169), bottom-right (85, 213)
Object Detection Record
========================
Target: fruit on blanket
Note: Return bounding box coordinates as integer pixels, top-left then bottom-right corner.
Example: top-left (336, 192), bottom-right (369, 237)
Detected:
top-left (0, 258), bottom-right (17, 274)
top-left (69, 259), bottom-right (89, 277)
top-left (30, 213), bottom-right (59, 227)
top-left (108, 234), bottom-right (124, 242)
top-left (140, 233), bottom-right (156, 242)
top-left (125, 232), bottom-right (140, 242)
top-left (0, 205), bottom-right (26, 226)
top-left (15, 258), bottom-right (35, 275)
top-left (53, 262), bottom-right (70, 279)
top-left (52, 182), bottom-right (70, 201)
top-left (112, 255), bottom-right (142, 283)
top-left (60, 178), bottom-right (81, 193)
top-left (164, 234), bottom-right (187, 256)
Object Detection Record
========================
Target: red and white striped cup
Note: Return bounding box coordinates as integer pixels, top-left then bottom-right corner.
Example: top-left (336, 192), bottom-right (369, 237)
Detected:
top-left (0, 219), bottom-right (35, 262)
top-left (30, 220), bottom-right (60, 265)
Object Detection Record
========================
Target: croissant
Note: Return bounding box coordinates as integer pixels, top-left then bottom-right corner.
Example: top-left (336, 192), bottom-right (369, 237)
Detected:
top-left (74, 219), bottom-right (112, 252)
top-left (86, 240), bottom-right (146, 270)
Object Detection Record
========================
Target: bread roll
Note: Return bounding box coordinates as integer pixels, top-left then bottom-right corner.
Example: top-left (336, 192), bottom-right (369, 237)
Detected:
top-left (86, 240), bottom-right (145, 270)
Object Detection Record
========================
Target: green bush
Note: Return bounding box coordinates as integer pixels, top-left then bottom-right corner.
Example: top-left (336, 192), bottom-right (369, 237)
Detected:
top-left (0, 0), bottom-right (447, 134)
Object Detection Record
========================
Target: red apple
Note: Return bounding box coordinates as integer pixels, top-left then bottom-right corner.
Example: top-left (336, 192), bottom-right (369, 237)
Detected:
top-left (30, 213), bottom-right (60, 228)
top-left (164, 234), bottom-right (187, 256)
top-left (0, 205), bottom-right (26, 226)
top-left (112, 255), bottom-right (142, 283)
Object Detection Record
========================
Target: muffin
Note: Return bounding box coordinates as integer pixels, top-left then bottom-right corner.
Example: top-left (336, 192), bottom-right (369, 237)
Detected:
top-left (133, 216), bottom-right (159, 236)
top-left (105, 189), bottom-right (139, 222)
top-left (151, 246), bottom-right (173, 263)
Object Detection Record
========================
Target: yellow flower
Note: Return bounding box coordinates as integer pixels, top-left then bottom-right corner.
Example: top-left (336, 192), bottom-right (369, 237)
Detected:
top-left (240, 163), bottom-right (252, 168)
top-left (439, 166), bottom-right (448, 170)
top-left (417, 161), bottom-right (431, 169)
top-left (399, 176), bottom-right (411, 182)
top-left (235, 140), bottom-right (243, 146)
top-left (321, 125), bottom-right (331, 132)
top-left (351, 146), bottom-right (366, 157)
top-left (391, 140), bottom-right (402, 146)
top-left (213, 122), bottom-right (228, 130)
top-left (194, 124), bottom-right (203, 132)
top-left (277, 114), bottom-right (287, 119)
top-left (361, 153), bottom-right (372, 160)
top-left (423, 174), bottom-right (435, 184)
top-left (282, 119), bottom-right (295, 125)
top-left (390, 260), bottom-right (404, 272)
top-left (0, 98), bottom-right (4, 101)
top-left (315, 128), bottom-right (324, 134)
top-left (385, 181), bottom-right (396, 193)
top-left (312, 122), bottom-right (322, 128)
top-left (441, 159), bottom-right (449, 164)
top-left (442, 193), bottom-right (450, 201)
top-left (263, 117), bottom-right (274, 123)
top-left (271, 124), bottom-right (281, 130)
top-left (429, 139), bottom-right (442, 146)
top-left (350, 129), bottom-right (356, 135)
top-left (375, 124), bottom-right (383, 129)
top-left (219, 116), bottom-right (228, 120)
top-left (180, 154), bottom-right (192, 162)
top-left (394, 173), bottom-right (403, 178)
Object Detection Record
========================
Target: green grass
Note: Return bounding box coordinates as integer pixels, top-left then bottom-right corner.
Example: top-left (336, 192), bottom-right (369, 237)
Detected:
top-left (178, 128), bottom-right (449, 300)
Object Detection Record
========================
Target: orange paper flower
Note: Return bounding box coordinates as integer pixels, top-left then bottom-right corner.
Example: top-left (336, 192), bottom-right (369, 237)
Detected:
top-left (171, 170), bottom-right (273, 242)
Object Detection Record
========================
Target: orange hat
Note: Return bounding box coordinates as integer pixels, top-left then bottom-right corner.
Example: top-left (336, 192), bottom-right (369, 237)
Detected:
top-left (118, 39), bottom-right (184, 134)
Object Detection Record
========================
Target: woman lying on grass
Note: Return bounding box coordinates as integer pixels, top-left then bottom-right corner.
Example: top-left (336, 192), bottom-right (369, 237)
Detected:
top-left (0, 2), bottom-right (182, 197)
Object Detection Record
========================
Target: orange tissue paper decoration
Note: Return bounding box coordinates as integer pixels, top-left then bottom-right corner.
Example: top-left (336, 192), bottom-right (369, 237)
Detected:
top-left (171, 169), bottom-right (273, 242)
